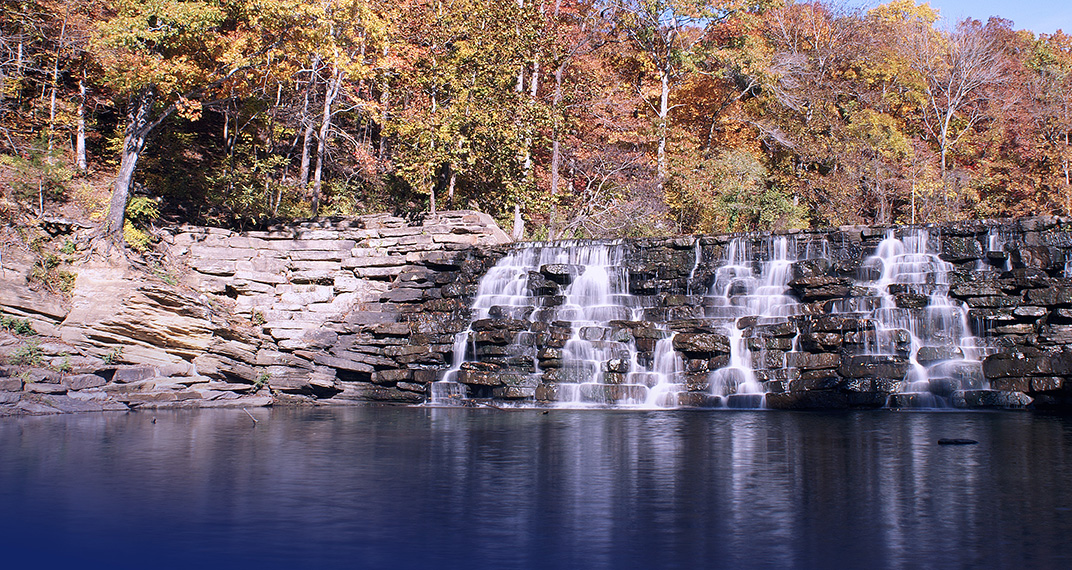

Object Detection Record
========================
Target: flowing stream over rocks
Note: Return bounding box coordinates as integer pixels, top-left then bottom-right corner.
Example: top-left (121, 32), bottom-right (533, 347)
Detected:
top-left (432, 225), bottom-right (1053, 410)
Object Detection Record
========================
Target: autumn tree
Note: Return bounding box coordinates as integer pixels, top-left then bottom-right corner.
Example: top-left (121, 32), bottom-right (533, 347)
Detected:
top-left (907, 18), bottom-right (1006, 190)
top-left (91, 0), bottom-right (285, 249)
top-left (1031, 31), bottom-right (1072, 211)
top-left (608, 0), bottom-right (747, 185)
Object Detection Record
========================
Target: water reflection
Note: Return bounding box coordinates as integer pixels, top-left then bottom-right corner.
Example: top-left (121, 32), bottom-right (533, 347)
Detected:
top-left (1, 409), bottom-right (1071, 569)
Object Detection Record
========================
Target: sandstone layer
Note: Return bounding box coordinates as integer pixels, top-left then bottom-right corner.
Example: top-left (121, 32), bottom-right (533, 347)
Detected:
top-left (3, 214), bottom-right (1072, 414)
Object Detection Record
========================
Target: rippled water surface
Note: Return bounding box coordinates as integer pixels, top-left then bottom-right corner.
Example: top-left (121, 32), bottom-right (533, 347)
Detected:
top-left (2, 407), bottom-right (1071, 569)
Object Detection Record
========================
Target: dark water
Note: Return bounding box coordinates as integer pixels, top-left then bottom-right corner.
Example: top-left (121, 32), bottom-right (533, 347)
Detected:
top-left (1, 408), bottom-right (1071, 570)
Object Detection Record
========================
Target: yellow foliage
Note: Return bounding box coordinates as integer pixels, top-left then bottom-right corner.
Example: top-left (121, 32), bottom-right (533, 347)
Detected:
top-left (123, 220), bottom-right (152, 252)
top-left (868, 0), bottom-right (939, 25)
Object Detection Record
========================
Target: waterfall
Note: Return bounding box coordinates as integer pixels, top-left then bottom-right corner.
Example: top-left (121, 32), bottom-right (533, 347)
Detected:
top-left (855, 229), bottom-right (989, 407)
top-left (429, 227), bottom-right (1021, 410)
top-left (706, 236), bottom-right (802, 407)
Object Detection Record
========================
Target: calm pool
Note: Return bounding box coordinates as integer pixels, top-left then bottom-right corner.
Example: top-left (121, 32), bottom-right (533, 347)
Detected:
top-left (1, 407), bottom-right (1070, 569)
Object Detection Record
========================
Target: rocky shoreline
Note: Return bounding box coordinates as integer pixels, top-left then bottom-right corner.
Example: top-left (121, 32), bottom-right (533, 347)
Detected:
top-left (4, 213), bottom-right (1072, 415)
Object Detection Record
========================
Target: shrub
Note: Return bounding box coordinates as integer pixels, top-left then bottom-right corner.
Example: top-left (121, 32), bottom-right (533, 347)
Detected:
top-left (29, 253), bottom-right (76, 295)
top-left (0, 314), bottom-right (36, 335)
top-left (11, 340), bottom-right (43, 366)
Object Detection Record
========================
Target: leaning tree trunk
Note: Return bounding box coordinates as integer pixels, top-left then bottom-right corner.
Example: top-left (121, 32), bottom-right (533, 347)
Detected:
top-left (102, 87), bottom-right (155, 244)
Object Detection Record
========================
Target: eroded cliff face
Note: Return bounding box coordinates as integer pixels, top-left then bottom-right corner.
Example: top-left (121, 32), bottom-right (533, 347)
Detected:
top-left (0, 210), bottom-right (511, 414)
top-left (3, 214), bottom-right (1072, 415)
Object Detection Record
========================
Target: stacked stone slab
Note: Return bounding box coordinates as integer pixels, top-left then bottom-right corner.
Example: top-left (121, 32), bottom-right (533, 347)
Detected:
top-left (9, 214), bottom-right (1072, 413)
top-left (440, 217), bottom-right (1072, 409)
top-left (0, 363), bottom-right (273, 415)
top-left (171, 210), bottom-right (511, 403)
top-left (0, 210), bottom-right (511, 414)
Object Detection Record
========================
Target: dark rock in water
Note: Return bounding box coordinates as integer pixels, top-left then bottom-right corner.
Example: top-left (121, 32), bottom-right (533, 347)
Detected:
top-left (1012, 245), bottom-right (1053, 270)
top-left (1004, 268), bottom-right (1050, 289)
top-left (457, 369), bottom-right (508, 387)
top-left (765, 390), bottom-right (888, 410)
top-left (527, 273), bottom-right (560, 295)
top-left (797, 332), bottom-right (842, 352)
top-left (788, 276), bottom-right (852, 301)
top-left (675, 392), bottom-right (722, 408)
top-left (786, 352), bottom-right (840, 370)
top-left (916, 346), bottom-right (964, 364)
top-left (838, 355), bottom-right (908, 380)
top-left (983, 352), bottom-right (1050, 378)
top-left (937, 439), bottom-right (978, 445)
top-left (951, 389), bottom-right (1032, 409)
top-left (894, 292), bottom-right (928, 309)
top-left (673, 333), bottom-right (730, 355)
top-left (792, 259), bottom-right (832, 280)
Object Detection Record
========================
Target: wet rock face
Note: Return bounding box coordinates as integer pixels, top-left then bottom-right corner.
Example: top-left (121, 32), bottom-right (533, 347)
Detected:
top-left (424, 217), bottom-right (1072, 410)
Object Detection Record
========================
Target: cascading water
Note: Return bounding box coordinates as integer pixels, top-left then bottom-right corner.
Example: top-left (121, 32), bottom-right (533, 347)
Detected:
top-left (431, 244), bottom-right (548, 403)
top-left (431, 227), bottom-right (1020, 410)
top-left (542, 242), bottom-right (648, 406)
top-left (705, 236), bottom-right (803, 407)
top-left (854, 229), bottom-right (989, 407)
top-left (431, 241), bottom-right (656, 407)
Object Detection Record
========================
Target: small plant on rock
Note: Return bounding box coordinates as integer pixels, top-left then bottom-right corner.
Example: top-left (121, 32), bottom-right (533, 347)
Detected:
top-left (11, 339), bottom-right (43, 366)
top-left (152, 264), bottom-right (179, 286)
top-left (1, 314), bottom-right (36, 335)
top-left (254, 371), bottom-right (270, 391)
top-left (55, 353), bottom-right (72, 374)
top-left (29, 253), bottom-right (76, 296)
top-left (102, 347), bottom-right (124, 365)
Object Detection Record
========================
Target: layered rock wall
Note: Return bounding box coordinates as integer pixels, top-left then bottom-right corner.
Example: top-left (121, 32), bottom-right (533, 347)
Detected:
top-left (1, 211), bottom-right (510, 414)
top-left (6, 214), bottom-right (1072, 414)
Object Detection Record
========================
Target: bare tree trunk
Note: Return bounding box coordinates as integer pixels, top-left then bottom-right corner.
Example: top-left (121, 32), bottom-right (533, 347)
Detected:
top-left (103, 88), bottom-right (154, 242)
top-left (298, 86), bottom-right (315, 187)
top-left (75, 77), bottom-right (87, 173)
top-left (447, 168), bottom-right (456, 207)
top-left (312, 66), bottom-right (342, 216)
top-left (657, 67), bottom-right (669, 183)
top-left (422, 172), bottom-right (430, 215)
top-left (549, 60), bottom-right (565, 241)
top-left (48, 75), bottom-right (57, 152)
top-left (223, 108), bottom-right (237, 197)
top-left (378, 45), bottom-right (390, 162)
top-left (512, 202), bottom-right (523, 240)
top-left (48, 11), bottom-right (68, 155)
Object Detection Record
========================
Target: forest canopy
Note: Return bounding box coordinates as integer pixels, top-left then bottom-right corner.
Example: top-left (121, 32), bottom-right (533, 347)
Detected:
top-left (1, 0), bottom-right (1070, 240)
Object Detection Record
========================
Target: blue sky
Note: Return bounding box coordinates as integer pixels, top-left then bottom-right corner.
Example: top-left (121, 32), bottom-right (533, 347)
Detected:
top-left (854, 1), bottom-right (1071, 35)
